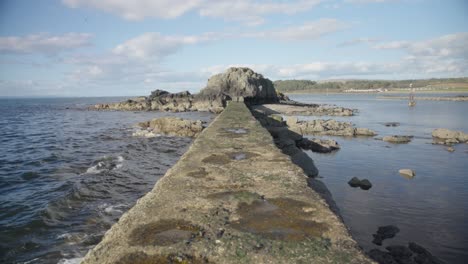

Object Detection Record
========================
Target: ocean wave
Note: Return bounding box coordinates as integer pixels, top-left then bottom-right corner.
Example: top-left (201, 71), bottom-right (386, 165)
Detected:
top-left (85, 155), bottom-right (124, 174)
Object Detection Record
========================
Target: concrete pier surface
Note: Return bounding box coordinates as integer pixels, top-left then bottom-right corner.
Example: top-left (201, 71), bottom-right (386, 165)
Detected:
top-left (82, 102), bottom-right (374, 264)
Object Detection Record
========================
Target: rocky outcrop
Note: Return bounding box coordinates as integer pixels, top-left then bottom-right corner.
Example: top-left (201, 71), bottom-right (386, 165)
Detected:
top-left (252, 103), bottom-right (354, 117)
top-left (134, 117), bottom-right (204, 138)
top-left (285, 118), bottom-right (376, 137)
top-left (432, 128), bottom-right (468, 145)
top-left (92, 90), bottom-right (225, 113)
top-left (252, 112), bottom-right (341, 154)
top-left (382, 135), bottom-right (413, 143)
top-left (91, 67), bottom-right (281, 113)
top-left (198, 67), bottom-right (278, 105)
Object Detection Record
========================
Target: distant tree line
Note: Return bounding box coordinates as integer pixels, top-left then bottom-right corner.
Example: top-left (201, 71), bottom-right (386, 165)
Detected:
top-left (273, 78), bottom-right (468, 92)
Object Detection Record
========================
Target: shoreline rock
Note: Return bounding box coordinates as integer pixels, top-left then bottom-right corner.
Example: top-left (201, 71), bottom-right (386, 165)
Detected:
top-left (285, 118), bottom-right (376, 137)
top-left (252, 103), bottom-right (355, 117)
top-left (135, 117), bottom-right (204, 138)
top-left (432, 128), bottom-right (468, 145)
top-left (378, 95), bottom-right (468, 101)
top-left (382, 135), bottom-right (413, 143)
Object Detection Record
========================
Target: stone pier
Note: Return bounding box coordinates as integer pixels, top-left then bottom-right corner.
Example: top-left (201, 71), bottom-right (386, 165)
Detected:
top-left (82, 102), bottom-right (374, 264)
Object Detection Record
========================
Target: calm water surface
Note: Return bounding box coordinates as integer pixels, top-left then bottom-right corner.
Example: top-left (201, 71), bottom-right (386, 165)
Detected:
top-left (289, 93), bottom-right (468, 264)
top-left (0, 98), bottom-right (214, 264)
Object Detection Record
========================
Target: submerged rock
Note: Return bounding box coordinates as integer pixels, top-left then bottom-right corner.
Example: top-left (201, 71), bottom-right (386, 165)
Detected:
top-left (432, 128), bottom-right (468, 145)
top-left (135, 117), bottom-right (204, 138)
top-left (372, 225), bottom-right (400, 246)
top-left (383, 135), bottom-right (413, 143)
top-left (368, 242), bottom-right (445, 264)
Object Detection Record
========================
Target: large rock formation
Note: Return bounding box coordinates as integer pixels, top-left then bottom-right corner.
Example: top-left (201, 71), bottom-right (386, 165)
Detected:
top-left (92, 67), bottom-right (279, 113)
top-left (198, 67), bottom-right (278, 104)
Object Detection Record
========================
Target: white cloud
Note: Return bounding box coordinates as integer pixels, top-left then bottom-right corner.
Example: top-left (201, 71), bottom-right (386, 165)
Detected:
top-left (344, 0), bottom-right (396, 3)
top-left (254, 19), bottom-right (349, 40)
top-left (112, 32), bottom-right (220, 60)
top-left (62, 0), bottom-right (322, 25)
top-left (0, 33), bottom-right (92, 55)
top-left (374, 33), bottom-right (468, 61)
top-left (62, 0), bottom-right (203, 20)
top-left (339, 37), bottom-right (380, 46)
top-left (198, 0), bottom-right (322, 26)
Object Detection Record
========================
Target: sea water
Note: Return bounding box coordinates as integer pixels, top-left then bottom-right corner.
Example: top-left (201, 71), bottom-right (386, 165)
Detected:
top-left (289, 93), bottom-right (468, 264)
top-left (0, 97), bottom-right (214, 263)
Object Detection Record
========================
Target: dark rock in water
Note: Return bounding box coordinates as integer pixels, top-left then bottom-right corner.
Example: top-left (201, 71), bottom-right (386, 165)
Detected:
top-left (372, 225), bottom-right (400, 245)
top-left (359, 179), bottom-right (372, 190)
top-left (368, 242), bottom-right (445, 264)
top-left (384, 122), bottom-right (400, 127)
top-left (348, 177), bottom-right (372, 190)
top-left (386, 245), bottom-right (413, 259)
top-left (409, 242), bottom-right (445, 264)
top-left (368, 249), bottom-right (399, 264)
top-left (348, 177), bottom-right (361, 187)
top-left (408, 242), bottom-right (428, 255)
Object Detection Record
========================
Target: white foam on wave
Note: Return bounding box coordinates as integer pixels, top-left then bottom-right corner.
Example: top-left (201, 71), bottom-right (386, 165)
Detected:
top-left (132, 128), bottom-right (161, 138)
top-left (99, 203), bottom-right (127, 215)
top-left (57, 257), bottom-right (83, 264)
top-left (85, 156), bottom-right (125, 174)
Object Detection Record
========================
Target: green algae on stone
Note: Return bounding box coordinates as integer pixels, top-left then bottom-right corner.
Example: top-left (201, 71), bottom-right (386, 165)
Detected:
top-left (186, 167), bottom-right (208, 178)
top-left (207, 190), bottom-right (262, 204)
top-left (129, 219), bottom-right (203, 246)
top-left (202, 154), bottom-right (232, 165)
top-left (116, 251), bottom-right (208, 264)
top-left (231, 198), bottom-right (328, 241)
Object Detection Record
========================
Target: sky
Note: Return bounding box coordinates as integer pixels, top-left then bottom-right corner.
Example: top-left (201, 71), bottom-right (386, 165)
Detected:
top-left (0, 0), bottom-right (467, 97)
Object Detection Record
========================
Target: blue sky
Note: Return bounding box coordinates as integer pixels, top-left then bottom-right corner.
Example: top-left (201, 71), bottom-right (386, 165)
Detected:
top-left (0, 0), bottom-right (467, 96)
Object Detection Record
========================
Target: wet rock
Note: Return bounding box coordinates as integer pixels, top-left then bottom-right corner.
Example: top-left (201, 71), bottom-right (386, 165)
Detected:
top-left (360, 179), bottom-right (373, 190)
top-left (384, 122), bottom-right (400, 127)
top-left (399, 169), bottom-right (415, 178)
top-left (348, 177), bottom-right (372, 190)
top-left (368, 249), bottom-right (399, 264)
top-left (446, 147), bottom-right (455, 152)
top-left (136, 117), bottom-right (204, 137)
top-left (383, 135), bottom-right (413, 144)
top-left (386, 245), bottom-right (413, 259)
top-left (372, 225), bottom-right (400, 245)
top-left (348, 177), bottom-right (361, 187)
top-left (432, 128), bottom-right (468, 145)
top-left (296, 138), bottom-right (340, 153)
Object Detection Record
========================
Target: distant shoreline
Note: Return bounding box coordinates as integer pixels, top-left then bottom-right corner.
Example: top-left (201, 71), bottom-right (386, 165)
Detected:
top-left (284, 89), bottom-right (468, 95)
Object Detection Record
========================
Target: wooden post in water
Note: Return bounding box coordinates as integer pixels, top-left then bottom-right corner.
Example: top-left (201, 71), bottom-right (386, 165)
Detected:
top-left (409, 83), bottom-right (416, 107)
